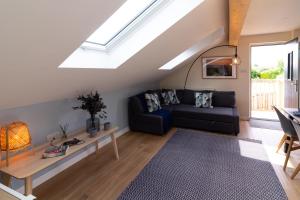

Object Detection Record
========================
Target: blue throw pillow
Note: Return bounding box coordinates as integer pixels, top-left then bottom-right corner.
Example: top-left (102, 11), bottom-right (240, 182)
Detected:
top-left (151, 109), bottom-right (172, 132)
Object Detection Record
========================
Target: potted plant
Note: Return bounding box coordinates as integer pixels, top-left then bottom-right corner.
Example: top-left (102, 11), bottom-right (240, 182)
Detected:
top-left (73, 91), bottom-right (107, 137)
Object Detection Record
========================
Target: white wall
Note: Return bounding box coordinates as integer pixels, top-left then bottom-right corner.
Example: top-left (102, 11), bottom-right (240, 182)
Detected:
top-left (160, 32), bottom-right (292, 120)
top-left (0, 81), bottom-right (158, 190)
top-left (0, 0), bottom-right (227, 110)
top-left (292, 28), bottom-right (300, 40)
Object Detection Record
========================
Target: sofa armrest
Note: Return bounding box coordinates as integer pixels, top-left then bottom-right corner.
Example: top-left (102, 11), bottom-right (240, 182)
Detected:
top-left (138, 113), bottom-right (164, 128)
top-left (232, 107), bottom-right (240, 135)
top-left (129, 113), bottom-right (165, 135)
top-left (232, 106), bottom-right (239, 116)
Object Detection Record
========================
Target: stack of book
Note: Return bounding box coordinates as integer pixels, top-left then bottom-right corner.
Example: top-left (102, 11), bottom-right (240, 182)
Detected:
top-left (42, 145), bottom-right (69, 159)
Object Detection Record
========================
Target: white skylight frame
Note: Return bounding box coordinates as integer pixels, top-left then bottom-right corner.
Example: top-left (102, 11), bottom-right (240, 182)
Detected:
top-left (60, 0), bottom-right (207, 69)
top-left (81, 0), bottom-right (162, 50)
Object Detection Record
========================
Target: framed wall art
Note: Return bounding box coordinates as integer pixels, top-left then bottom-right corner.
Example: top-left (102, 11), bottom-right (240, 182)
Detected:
top-left (202, 57), bottom-right (237, 79)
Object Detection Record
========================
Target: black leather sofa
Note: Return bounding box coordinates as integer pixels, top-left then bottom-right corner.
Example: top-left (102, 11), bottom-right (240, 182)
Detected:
top-left (128, 89), bottom-right (239, 135)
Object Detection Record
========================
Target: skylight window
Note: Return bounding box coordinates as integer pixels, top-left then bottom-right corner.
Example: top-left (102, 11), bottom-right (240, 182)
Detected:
top-left (84, 0), bottom-right (158, 48)
top-left (60, 0), bottom-right (206, 69)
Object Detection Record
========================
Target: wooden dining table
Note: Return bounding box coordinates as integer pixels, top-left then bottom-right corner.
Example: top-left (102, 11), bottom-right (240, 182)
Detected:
top-left (282, 107), bottom-right (300, 123)
top-left (280, 108), bottom-right (300, 152)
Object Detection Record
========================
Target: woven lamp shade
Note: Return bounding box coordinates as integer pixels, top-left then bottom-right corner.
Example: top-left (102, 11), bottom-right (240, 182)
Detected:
top-left (0, 121), bottom-right (32, 151)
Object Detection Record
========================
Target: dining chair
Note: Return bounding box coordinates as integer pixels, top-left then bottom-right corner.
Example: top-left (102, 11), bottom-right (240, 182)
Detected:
top-left (291, 120), bottom-right (300, 179)
top-left (273, 106), bottom-right (299, 171)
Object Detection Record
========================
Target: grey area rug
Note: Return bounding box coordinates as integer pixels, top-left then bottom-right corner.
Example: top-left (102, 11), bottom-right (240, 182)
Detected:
top-left (250, 119), bottom-right (281, 130)
top-left (118, 129), bottom-right (287, 200)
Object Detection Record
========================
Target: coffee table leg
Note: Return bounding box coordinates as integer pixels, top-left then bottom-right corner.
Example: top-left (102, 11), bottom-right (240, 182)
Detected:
top-left (25, 176), bottom-right (32, 195)
top-left (110, 133), bottom-right (119, 160)
top-left (95, 140), bottom-right (99, 155)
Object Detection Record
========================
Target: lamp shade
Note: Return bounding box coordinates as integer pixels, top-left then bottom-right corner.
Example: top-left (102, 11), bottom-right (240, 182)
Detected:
top-left (232, 55), bottom-right (241, 65)
top-left (0, 121), bottom-right (32, 151)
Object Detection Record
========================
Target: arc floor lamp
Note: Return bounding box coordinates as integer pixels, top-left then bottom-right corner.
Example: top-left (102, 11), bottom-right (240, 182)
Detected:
top-left (183, 44), bottom-right (240, 89)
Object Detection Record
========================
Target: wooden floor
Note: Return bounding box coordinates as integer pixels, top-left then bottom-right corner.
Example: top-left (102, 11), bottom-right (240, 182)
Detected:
top-left (34, 121), bottom-right (300, 200)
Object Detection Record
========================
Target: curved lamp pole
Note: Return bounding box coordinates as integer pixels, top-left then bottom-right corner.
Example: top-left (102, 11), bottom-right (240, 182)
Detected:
top-left (183, 44), bottom-right (240, 89)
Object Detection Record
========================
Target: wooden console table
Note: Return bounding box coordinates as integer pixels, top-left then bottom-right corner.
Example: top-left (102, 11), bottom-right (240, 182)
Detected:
top-left (0, 127), bottom-right (119, 196)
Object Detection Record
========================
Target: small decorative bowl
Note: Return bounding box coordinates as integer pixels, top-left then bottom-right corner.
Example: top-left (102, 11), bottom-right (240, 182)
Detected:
top-left (104, 122), bottom-right (111, 131)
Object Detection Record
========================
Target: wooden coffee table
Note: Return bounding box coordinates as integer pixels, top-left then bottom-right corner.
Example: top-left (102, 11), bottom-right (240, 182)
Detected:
top-left (0, 127), bottom-right (119, 196)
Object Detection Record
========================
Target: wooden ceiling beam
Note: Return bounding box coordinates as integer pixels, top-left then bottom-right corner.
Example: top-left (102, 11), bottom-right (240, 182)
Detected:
top-left (229, 0), bottom-right (251, 46)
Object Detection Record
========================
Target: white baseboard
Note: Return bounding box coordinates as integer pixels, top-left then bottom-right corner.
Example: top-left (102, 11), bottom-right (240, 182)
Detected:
top-left (0, 183), bottom-right (35, 200)
top-left (16, 127), bottom-right (129, 193)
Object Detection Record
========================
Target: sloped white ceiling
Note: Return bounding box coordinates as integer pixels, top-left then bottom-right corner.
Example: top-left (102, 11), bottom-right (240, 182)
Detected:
top-left (242, 0), bottom-right (300, 35)
top-left (0, 0), bottom-right (227, 110)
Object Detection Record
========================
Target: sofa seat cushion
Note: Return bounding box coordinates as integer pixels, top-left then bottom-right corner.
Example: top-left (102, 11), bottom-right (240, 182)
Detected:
top-left (150, 109), bottom-right (172, 132)
top-left (170, 104), bottom-right (237, 123)
top-left (161, 104), bottom-right (178, 112)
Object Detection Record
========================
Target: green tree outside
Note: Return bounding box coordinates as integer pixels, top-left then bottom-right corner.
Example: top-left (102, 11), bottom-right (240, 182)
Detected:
top-left (251, 60), bottom-right (284, 79)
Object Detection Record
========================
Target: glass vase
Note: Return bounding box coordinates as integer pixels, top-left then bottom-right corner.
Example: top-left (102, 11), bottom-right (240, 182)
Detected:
top-left (86, 117), bottom-right (100, 137)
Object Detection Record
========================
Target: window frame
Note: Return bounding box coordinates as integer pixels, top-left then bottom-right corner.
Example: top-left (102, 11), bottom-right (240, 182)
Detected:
top-left (82, 0), bottom-right (161, 50)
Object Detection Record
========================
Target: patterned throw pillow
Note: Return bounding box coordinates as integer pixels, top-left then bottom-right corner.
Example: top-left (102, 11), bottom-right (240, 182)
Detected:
top-left (162, 89), bottom-right (180, 105)
top-left (195, 92), bottom-right (213, 108)
top-left (145, 93), bottom-right (162, 112)
top-left (168, 90), bottom-right (180, 104)
top-left (161, 92), bottom-right (171, 105)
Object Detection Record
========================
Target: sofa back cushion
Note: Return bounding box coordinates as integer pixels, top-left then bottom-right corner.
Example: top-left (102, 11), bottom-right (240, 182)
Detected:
top-left (180, 89), bottom-right (214, 105)
top-left (129, 96), bottom-right (146, 114)
top-left (175, 89), bottom-right (185, 103)
top-left (212, 91), bottom-right (236, 107)
top-left (181, 89), bottom-right (195, 105)
top-left (136, 93), bottom-right (148, 112)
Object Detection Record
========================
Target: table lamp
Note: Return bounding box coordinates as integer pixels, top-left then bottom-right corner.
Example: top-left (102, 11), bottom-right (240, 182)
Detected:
top-left (0, 121), bottom-right (32, 167)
